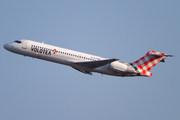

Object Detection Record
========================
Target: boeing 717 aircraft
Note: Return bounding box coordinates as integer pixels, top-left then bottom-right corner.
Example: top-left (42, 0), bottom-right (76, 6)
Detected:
top-left (4, 39), bottom-right (173, 77)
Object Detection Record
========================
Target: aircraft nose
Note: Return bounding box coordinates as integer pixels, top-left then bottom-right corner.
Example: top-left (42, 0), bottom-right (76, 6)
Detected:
top-left (3, 43), bottom-right (12, 51)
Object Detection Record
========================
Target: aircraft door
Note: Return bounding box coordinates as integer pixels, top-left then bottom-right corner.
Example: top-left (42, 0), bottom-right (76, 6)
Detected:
top-left (22, 40), bottom-right (27, 49)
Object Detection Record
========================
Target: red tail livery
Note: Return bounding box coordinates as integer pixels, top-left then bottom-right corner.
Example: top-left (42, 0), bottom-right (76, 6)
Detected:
top-left (130, 51), bottom-right (173, 77)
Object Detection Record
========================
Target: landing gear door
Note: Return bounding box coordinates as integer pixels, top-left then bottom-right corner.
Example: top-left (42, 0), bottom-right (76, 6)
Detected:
top-left (22, 40), bottom-right (27, 49)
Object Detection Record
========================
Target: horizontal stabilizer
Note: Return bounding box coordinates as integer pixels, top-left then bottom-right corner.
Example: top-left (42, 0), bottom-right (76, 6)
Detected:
top-left (149, 51), bottom-right (174, 57)
top-left (165, 55), bottom-right (174, 57)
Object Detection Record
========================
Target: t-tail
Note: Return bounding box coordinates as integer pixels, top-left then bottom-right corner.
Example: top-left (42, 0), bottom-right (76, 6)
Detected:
top-left (130, 51), bottom-right (173, 77)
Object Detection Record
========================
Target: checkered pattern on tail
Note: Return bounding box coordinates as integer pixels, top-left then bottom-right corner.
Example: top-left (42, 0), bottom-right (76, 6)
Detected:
top-left (130, 51), bottom-right (166, 77)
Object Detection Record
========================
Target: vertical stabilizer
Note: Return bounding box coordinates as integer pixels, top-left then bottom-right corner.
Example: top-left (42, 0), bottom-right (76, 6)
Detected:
top-left (130, 51), bottom-right (172, 77)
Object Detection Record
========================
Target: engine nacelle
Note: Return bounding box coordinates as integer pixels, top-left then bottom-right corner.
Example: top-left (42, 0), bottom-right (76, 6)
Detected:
top-left (109, 61), bottom-right (127, 72)
top-left (109, 61), bottom-right (135, 73)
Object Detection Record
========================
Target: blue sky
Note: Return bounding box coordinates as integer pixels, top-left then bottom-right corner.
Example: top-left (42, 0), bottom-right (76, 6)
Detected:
top-left (0, 0), bottom-right (180, 120)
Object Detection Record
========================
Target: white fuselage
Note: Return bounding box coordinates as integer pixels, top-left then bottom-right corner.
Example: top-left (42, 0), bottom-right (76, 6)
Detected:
top-left (4, 39), bottom-right (137, 77)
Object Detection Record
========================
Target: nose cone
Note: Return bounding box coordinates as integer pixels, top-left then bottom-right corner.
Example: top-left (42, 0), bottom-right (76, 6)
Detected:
top-left (3, 43), bottom-right (12, 51)
top-left (4, 44), bottom-right (8, 50)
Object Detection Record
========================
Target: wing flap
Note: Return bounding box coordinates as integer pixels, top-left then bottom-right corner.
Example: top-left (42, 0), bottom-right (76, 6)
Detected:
top-left (72, 67), bottom-right (93, 75)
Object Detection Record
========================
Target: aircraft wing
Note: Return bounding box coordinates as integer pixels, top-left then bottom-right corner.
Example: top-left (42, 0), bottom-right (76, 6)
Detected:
top-left (72, 58), bottom-right (119, 69)
top-left (72, 67), bottom-right (93, 75)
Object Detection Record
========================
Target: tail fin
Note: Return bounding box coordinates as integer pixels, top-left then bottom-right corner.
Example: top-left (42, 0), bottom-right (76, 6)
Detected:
top-left (130, 51), bottom-right (173, 77)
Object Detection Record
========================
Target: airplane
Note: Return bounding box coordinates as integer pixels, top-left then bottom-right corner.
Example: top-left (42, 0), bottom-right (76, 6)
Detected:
top-left (3, 39), bottom-right (173, 77)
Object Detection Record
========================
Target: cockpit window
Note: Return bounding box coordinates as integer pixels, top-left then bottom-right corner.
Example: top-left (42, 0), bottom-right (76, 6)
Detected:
top-left (14, 40), bottom-right (22, 43)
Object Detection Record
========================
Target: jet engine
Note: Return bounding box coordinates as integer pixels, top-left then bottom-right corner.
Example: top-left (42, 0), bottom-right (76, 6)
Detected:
top-left (109, 61), bottom-right (135, 73)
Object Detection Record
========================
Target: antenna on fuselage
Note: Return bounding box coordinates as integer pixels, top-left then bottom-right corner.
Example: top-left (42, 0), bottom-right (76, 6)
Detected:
top-left (42, 41), bottom-right (44, 44)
